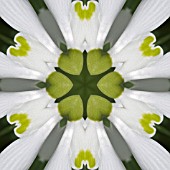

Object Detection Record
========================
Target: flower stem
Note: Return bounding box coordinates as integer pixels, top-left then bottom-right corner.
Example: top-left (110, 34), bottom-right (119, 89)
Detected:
top-left (0, 126), bottom-right (15, 137)
top-left (0, 33), bottom-right (15, 45)
top-left (156, 125), bottom-right (170, 137)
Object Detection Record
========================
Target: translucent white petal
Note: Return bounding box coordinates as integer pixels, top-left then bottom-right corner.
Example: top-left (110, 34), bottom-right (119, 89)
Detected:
top-left (71, 1), bottom-right (99, 51)
top-left (113, 117), bottom-right (170, 170)
top-left (110, 90), bottom-right (163, 137)
top-left (0, 89), bottom-right (44, 119)
top-left (44, 0), bottom-right (74, 48)
top-left (96, 0), bottom-right (126, 47)
top-left (110, 33), bottom-right (163, 77)
top-left (0, 52), bottom-right (43, 80)
top-left (71, 119), bottom-right (99, 169)
top-left (70, 6), bottom-right (86, 51)
top-left (44, 122), bottom-right (74, 170)
top-left (105, 9), bottom-right (132, 48)
top-left (7, 33), bottom-right (59, 77)
top-left (125, 89), bottom-right (170, 119)
top-left (82, 2), bottom-right (99, 51)
top-left (7, 92), bottom-right (59, 137)
top-left (0, 0), bottom-right (59, 53)
top-left (112, 0), bottom-right (170, 53)
top-left (96, 123), bottom-right (126, 170)
top-left (0, 116), bottom-right (58, 170)
top-left (38, 9), bottom-right (66, 48)
top-left (126, 52), bottom-right (170, 80)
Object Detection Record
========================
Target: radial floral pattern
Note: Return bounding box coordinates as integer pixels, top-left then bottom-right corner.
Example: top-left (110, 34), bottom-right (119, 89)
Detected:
top-left (0, 0), bottom-right (170, 170)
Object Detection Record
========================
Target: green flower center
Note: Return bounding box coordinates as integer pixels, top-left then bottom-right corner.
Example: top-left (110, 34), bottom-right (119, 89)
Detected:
top-left (45, 49), bottom-right (125, 122)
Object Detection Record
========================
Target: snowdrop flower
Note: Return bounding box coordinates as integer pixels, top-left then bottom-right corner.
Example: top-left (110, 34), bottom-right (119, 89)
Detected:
top-left (0, 0), bottom-right (170, 170)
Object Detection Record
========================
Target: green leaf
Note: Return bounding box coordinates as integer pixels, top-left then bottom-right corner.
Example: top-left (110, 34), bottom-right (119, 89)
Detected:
top-left (60, 118), bottom-right (68, 128)
top-left (0, 116), bottom-right (18, 153)
top-left (153, 18), bottom-right (170, 53)
top-left (153, 116), bottom-right (170, 152)
top-left (123, 81), bottom-right (134, 89)
top-left (103, 117), bottom-right (111, 128)
top-left (36, 82), bottom-right (47, 89)
top-left (103, 42), bottom-right (111, 52)
top-left (60, 43), bottom-right (68, 53)
top-left (0, 18), bottom-right (18, 53)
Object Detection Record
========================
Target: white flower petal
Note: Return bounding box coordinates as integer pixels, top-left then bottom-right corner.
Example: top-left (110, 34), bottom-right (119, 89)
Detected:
top-left (110, 33), bottom-right (163, 77)
top-left (0, 116), bottom-right (58, 170)
top-left (44, 0), bottom-right (74, 48)
top-left (70, 6), bottom-right (86, 51)
top-left (96, 123), bottom-right (126, 170)
top-left (71, 1), bottom-right (99, 51)
top-left (70, 0), bottom-right (125, 50)
top-left (7, 92), bottom-right (60, 137)
top-left (81, 3), bottom-right (99, 51)
top-left (0, 52), bottom-right (43, 80)
top-left (0, 0), bottom-right (59, 54)
top-left (44, 122), bottom-right (74, 170)
top-left (96, 0), bottom-right (126, 47)
top-left (110, 90), bottom-right (163, 137)
top-left (113, 117), bottom-right (170, 170)
top-left (71, 119), bottom-right (99, 169)
top-left (7, 33), bottom-right (59, 77)
top-left (0, 90), bottom-right (44, 119)
top-left (126, 52), bottom-right (170, 80)
top-left (125, 89), bottom-right (170, 119)
top-left (112, 0), bottom-right (170, 53)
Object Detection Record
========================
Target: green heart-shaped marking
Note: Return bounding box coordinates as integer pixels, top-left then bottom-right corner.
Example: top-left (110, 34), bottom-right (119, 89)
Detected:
top-left (75, 150), bottom-right (96, 169)
top-left (87, 49), bottom-right (112, 75)
top-left (75, 2), bottom-right (96, 20)
top-left (97, 72), bottom-right (124, 99)
top-left (9, 36), bottom-right (31, 57)
top-left (46, 72), bottom-right (73, 99)
top-left (139, 113), bottom-right (161, 134)
top-left (58, 95), bottom-right (83, 121)
top-left (10, 113), bottom-right (31, 134)
top-left (140, 36), bottom-right (161, 57)
top-left (58, 49), bottom-right (83, 75)
top-left (87, 95), bottom-right (112, 121)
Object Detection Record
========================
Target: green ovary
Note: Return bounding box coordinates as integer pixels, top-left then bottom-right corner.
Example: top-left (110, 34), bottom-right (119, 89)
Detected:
top-left (87, 49), bottom-right (112, 75)
top-left (97, 72), bottom-right (124, 99)
top-left (58, 95), bottom-right (83, 121)
top-left (87, 95), bottom-right (112, 121)
top-left (58, 49), bottom-right (83, 75)
top-left (46, 48), bottom-right (125, 122)
top-left (10, 113), bottom-right (31, 134)
top-left (140, 36), bottom-right (161, 57)
top-left (46, 72), bottom-right (73, 99)
top-left (139, 113), bottom-right (161, 134)
top-left (75, 2), bottom-right (96, 20)
top-left (75, 150), bottom-right (96, 169)
top-left (9, 36), bottom-right (31, 57)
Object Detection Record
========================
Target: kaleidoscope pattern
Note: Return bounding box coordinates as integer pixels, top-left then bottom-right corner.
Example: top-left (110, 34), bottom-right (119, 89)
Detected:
top-left (0, 0), bottom-right (170, 170)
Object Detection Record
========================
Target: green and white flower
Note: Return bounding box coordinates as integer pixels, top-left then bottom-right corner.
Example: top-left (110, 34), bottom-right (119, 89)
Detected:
top-left (0, 0), bottom-right (170, 170)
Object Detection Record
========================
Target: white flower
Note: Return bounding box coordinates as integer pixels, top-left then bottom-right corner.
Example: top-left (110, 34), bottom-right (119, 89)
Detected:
top-left (0, 0), bottom-right (170, 170)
